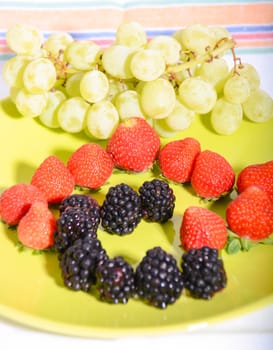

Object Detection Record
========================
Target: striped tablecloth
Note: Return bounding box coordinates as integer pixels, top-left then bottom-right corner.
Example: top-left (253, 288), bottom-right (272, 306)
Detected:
top-left (0, 0), bottom-right (272, 59)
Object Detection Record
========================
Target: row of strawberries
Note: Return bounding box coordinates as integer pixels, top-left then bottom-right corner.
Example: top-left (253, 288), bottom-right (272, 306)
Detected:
top-left (0, 117), bottom-right (273, 253)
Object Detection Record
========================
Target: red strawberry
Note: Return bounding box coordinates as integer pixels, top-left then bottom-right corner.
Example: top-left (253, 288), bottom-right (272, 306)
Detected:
top-left (236, 160), bottom-right (273, 202)
top-left (67, 143), bottom-right (113, 190)
top-left (226, 185), bottom-right (273, 240)
top-left (158, 137), bottom-right (201, 183)
top-left (17, 201), bottom-right (56, 250)
top-left (0, 183), bottom-right (47, 226)
top-left (106, 117), bottom-right (160, 172)
top-left (180, 206), bottom-right (228, 251)
top-left (191, 150), bottom-right (235, 199)
top-left (31, 155), bottom-right (75, 204)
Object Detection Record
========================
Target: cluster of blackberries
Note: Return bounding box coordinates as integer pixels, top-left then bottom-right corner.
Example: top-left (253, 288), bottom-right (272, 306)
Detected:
top-left (54, 183), bottom-right (227, 308)
top-left (100, 179), bottom-right (176, 235)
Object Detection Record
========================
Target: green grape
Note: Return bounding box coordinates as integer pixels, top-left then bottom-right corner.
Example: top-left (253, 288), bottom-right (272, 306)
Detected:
top-left (146, 35), bottom-right (181, 65)
top-left (65, 72), bottom-right (84, 97)
top-left (102, 44), bottom-right (134, 79)
top-left (242, 89), bottom-right (273, 123)
top-left (39, 90), bottom-right (66, 128)
top-left (223, 75), bottom-right (250, 104)
top-left (164, 99), bottom-right (195, 131)
top-left (80, 70), bottom-right (109, 103)
top-left (140, 78), bottom-right (176, 119)
top-left (15, 88), bottom-right (47, 118)
top-left (57, 96), bottom-right (89, 133)
top-left (152, 119), bottom-right (177, 138)
top-left (85, 100), bottom-right (119, 139)
top-left (211, 97), bottom-right (243, 135)
top-left (9, 87), bottom-right (20, 103)
top-left (178, 77), bottom-right (217, 114)
top-left (115, 21), bottom-right (147, 49)
top-left (65, 40), bottom-right (102, 70)
top-left (114, 90), bottom-right (146, 120)
top-left (23, 58), bottom-right (57, 94)
top-left (195, 58), bottom-right (229, 93)
top-left (3, 56), bottom-right (31, 88)
top-left (44, 32), bottom-right (74, 57)
top-left (179, 24), bottom-right (215, 55)
top-left (130, 48), bottom-right (166, 81)
top-left (210, 26), bottom-right (232, 42)
top-left (6, 24), bottom-right (43, 56)
top-left (233, 63), bottom-right (261, 93)
top-left (106, 78), bottom-right (130, 101)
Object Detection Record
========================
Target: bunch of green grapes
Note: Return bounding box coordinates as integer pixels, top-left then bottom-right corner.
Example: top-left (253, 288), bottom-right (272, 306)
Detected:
top-left (3, 22), bottom-right (273, 139)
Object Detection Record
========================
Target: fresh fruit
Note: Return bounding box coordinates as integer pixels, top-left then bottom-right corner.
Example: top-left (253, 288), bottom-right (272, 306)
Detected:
top-left (5, 22), bottom-right (272, 138)
top-left (67, 143), bottom-right (113, 190)
top-left (242, 89), bottom-right (273, 123)
top-left (54, 207), bottom-right (99, 253)
top-left (59, 194), bottom-right (100, 213)
top-left (178, 77), bottom-right (217, 115)
top-left (106, 117), bottom-right (160, 172)
top-left (138, 179), bottom-right (175, 223)
top-left (0, 183), bottom-right (47, 226)
top-left (226, 185), bottom-right (273, 240)
top-left (100, 183), bottom-right (142, 235)
top-left (17, 201), bottom-right (56, 250)
top-left (158, 137), bottom-right (201, 183)
top-left (85, 100), bottom-right (119, 140)
top-left (210, 97), bottom-right (243, 135)
top-left (135, 246), bottom-right (183, 309)
top-left (96, 256), bottom-right (135, 304)
top-left (236, 160), bottom-right (273, 202)
top-left (180, 206), bottom-right (228, 251)
top-left (31, 155), bottom-right (75, 204)
top-left (191, 150), bottom-right (235, 199)
top-left (181, 246), bottom-right (227, 299)
top-left (140, 78), bottom-right (176, 119)
top-left (59, 236), bottom-right (108, 291)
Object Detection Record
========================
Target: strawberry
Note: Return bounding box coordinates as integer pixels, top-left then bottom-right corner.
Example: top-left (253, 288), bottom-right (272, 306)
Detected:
top-left (180, 206), bottom-right (228, 251)
top-left (0, 183), bottom-right (47, 226)
top-left (67, 143), bottom-right (113, 190)
top-left (17, 201), bottom-right (56, 250)
top-left (191, 150), bottom-right (235, 199)
top-left (226, 185), bottom-right (273, 241)
top-left (158, 137), bottom-right (201, 183)
top-left (31, 155), bottom-right (75, 204)
top-left (236, 160), bottom-right (273, 202)
top-left (106, 117), bottom-right (160, 172)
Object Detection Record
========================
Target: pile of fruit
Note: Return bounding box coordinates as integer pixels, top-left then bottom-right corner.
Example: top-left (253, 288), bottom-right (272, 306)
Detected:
top-left (3, 22), bottom-right (273, 139)
top-left (1, 117), bottom-right (273, 308)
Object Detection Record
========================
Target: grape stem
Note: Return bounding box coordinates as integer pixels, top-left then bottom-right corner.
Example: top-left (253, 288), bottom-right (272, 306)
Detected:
top-left (166, 37), bottom-right (236, 73)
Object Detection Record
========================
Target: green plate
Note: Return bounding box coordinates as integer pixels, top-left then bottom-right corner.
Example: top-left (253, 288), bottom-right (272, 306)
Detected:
top-left (0, 94), bottom-right (273, 338)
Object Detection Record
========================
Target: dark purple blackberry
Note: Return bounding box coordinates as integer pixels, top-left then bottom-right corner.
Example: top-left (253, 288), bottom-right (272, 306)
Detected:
top-left (59, 194), bottom-right (100, 214)
top-left (135, 247), bottom-right (183, 309)
top-left (100, 183), bottom-right (142, 235)
top-left (54, 206), bottom-right (99, 253)
top-left (96, 256), bottom-right (135, 304)
top-left (60, 236), bottom-right (108, 292)
top-left (138, 179), bottom-right (175, 223)
top-left (181, 246), bottom-right (227, 299)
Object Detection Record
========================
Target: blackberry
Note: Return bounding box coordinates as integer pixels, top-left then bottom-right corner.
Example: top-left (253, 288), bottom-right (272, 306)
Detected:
top-left (139, 179), bottom-right (175, 223)
top-left (181, 246), bottom-right (227, 299)
top-left (135, 247), bottom-right (183, 309)
top-left (100, 183), bottom-right (142, 235)
top-left (54, 206), bottom-right (100, 253)
top-left (59, 194), bottom-right (100, 214)
top-left (60, 236), bottom-right (108, 292)
top-left (96, 256), bottom-right (135, 304)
